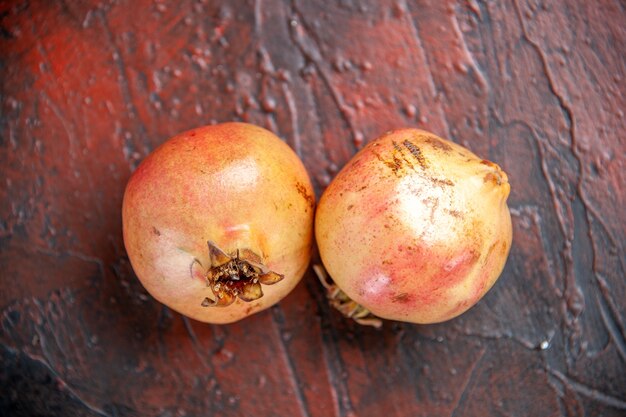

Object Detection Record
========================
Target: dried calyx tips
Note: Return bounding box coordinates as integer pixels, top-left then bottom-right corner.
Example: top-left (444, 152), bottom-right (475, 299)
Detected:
top-left (313, 264), bottom-right (383, 328)
top-left (201, 241), bottom-right (284, 307)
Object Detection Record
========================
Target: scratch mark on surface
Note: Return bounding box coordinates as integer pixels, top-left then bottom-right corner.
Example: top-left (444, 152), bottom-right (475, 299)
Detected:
top-left (303, 272), bottom-right (357, 417)
top-left (282, 82), bottom-right (303, 157)
top-left (289, 2), bottom-right (360, 153)
top-left (270, 306), bottom-right (312, 417)
top-left (595, 274), bottom-right (626, 361)
top-left (450, 348), bottom-right (486, 417)
top-left (96, 9), bottom-right (150, 169)
top-left (181, 316), bottom-right (212, 370)
top-left (459, 328), bottom-right (551, 352)
top-left (451, 7), bottom-right (489, 91)
top-left (549, 368), bottom-right (626, 410)
top-left (401, 0), bottom-right (453, 139)
top-left (39, 92), bottom-right (78, 161)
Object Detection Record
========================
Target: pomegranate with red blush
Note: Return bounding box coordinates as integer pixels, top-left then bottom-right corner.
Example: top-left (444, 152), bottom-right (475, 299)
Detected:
top-left (315, 128), bottom-right (512, 325)
top-left (123, 123), bottom-right (315, 324)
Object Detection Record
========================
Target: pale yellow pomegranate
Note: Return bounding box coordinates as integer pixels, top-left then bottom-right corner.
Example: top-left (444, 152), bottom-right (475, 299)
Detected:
top-left (315, 128), bottom-right (512, 324)
top-left (123, 123), bottom-right (315, 324)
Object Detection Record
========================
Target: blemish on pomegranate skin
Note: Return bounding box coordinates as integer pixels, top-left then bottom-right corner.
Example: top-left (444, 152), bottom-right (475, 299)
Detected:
top-left (391, 292), bottom-right (411, 304)
top-left (152, 227), bottom-right (161, 236)
top-left (424, 136), bottom-right (453, 152)
top-left (483, 242), bottom-right (499, 266)
top-left (374, 144), bottom-right (416, 177)
top-left (445, 209), bottom-right (463, 218)
top-left (500, 241), bottom-right (509, 256)
top-left (393, 158), bottom-right (407, 176)
top-left (429, 177), bottom-right (455, 187)
top-left (402, 139), bottom-right (428, 169)
top-left (295, 182), bottom-right (315, 209)
top-left (483, 172), bottom-right (502, 185)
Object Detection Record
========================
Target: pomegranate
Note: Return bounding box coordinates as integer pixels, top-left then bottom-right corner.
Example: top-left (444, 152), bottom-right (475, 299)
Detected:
top-left (122, 122), bottom-right (315, 324)
top-left (315, 128), bottom-right (512, 325)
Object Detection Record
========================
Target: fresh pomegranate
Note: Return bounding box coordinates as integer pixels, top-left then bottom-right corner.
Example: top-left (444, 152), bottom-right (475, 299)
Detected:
top-left (315, 128), bottom-right (512, 325)
top-left (122, 122), bottom-right (315, 324)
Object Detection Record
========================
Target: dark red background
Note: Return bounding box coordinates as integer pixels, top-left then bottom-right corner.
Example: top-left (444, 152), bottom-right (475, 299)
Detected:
top-left (1, 1), bottom-right (625, 416)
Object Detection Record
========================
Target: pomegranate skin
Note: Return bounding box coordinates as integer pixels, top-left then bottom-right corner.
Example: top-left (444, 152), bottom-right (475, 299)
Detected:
top-left (122, 123), bottom-right (315, 324)
top-left (315, 129), bottom-right (512, 324)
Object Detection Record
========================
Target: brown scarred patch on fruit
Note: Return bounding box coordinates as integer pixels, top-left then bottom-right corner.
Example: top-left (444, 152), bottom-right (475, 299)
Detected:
top-left (373, 141), bottom-right (428, 177)
top-left (152, 227), bottom-right (161, 236)
top-left (295, 182), bottom-right (315, 210)
top-left (482, 161), bottom-right (509, 187)
top-left (391, 141), bottom-right (413, 174)
top-left (500, 241), bottom-right (509, 255)
top-left (402, 140), bottom-right (428, 169)
top-left (429, 177), bottom-right (455, 187)
top-left (391, 292), bottom-right (411, 303)
top-left (424, 136), bottom-right (453, 152)
top-left (484, 171), bottom-right (502, 185)
top-left (372, 150), bottom-right (396, 174)
top-left (483, 242), bottom-right (499, 266)
top-left (445, 209), bottom-right (464, 218)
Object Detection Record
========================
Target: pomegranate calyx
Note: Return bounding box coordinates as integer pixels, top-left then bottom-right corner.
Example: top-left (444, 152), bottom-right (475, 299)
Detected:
top-left (313, 265), bottom-right (383, 328)
top-left (202, 241), bottom-right (284, 307)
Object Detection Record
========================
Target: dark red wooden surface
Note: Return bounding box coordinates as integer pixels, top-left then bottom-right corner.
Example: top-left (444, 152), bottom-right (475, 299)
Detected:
top-left (1, 1), bottom-right (625, 416)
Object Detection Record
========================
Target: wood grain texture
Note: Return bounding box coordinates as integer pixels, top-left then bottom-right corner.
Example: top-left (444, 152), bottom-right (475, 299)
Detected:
top-left (1, 0), bottom-right (624, 416)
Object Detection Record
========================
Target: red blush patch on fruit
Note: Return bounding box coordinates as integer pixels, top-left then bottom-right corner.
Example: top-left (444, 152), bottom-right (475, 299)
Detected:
top-left (431, 248), bottom-right (481, 289)
top-left (355, 244), bottom-right (482, 315)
